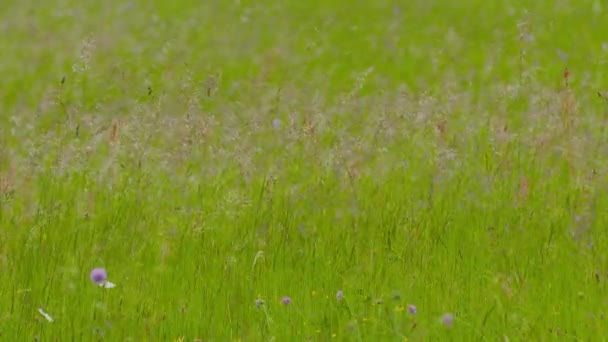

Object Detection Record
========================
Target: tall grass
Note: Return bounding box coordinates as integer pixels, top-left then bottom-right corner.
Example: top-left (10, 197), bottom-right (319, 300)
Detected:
top-left (1, 0), bottom-right (608, 340)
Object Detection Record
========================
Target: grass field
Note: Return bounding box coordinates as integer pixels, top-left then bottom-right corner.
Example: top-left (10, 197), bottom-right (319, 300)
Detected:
top-left (2, 0), bottom-right (608, 340)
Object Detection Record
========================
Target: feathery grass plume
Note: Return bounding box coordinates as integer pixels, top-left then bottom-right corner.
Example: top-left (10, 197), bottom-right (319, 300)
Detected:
top-left (109, 120), bottom-right (120, 146)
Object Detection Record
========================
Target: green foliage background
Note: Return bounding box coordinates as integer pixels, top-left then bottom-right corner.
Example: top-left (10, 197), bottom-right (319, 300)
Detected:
top-left (1, 1), bottom-right (608, 340)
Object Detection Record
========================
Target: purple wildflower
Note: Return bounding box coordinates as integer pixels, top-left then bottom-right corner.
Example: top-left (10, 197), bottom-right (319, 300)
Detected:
top-left (90, 268), bottom-right (108, 285)
top-left (336, 290), bottom-right (344, 301)
top-left (272, 119), bottom-right (282, 129)
top-left (408, 304), bottom-right (417, 315)
top-left (281, 296), bottom-right (292, 305)
top-left (442, 313), bottom-right (454, 327)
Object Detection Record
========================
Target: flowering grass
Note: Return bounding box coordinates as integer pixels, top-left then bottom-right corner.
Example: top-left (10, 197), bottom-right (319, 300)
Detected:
top-left (1, 0), bottom-right (608, 340)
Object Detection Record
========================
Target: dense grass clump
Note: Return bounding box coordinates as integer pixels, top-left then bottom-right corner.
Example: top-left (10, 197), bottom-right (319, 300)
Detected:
top-left (1, 1), bottom-right (608, 340)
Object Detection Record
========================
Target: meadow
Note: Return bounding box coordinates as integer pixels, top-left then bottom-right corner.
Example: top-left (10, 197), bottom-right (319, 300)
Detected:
top-left (1, 0), bottom-right (608, 340)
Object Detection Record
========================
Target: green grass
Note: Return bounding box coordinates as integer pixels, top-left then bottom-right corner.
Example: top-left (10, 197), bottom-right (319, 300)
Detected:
top-left (2, 0), bottom-right (608, 340)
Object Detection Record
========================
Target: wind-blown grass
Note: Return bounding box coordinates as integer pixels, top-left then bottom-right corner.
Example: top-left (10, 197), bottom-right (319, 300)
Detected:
top-left (1, 0), bottom-right (608, 340)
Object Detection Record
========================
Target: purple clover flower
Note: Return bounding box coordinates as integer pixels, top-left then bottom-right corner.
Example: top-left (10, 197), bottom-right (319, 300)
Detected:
top-left (281, 296), bottom-right (292, 305)
top-left (272, 119), bottom-right (282, 129)
top-left (90, 268), bottom-right (108, 285)
top-left (336, 290), bottom-right (344, 301)
top-left (408, 304), bottom-right (417, 315)
top-left (442, 313), bottom-right (454, 327)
